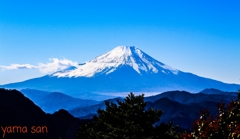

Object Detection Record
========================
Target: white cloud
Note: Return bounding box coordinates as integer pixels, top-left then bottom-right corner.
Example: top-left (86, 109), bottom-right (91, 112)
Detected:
top-left (0, 58), bottom-right (78, 74)
top-left (0, 64), bottom-right (37, 70)
top-left (38, 58), bottom-right (78, 73)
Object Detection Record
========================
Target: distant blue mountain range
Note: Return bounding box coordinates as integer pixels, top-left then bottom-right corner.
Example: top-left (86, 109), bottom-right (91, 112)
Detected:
top-left (20, 89), bottom-right (100, 113)
top-left (15, 88), bottom-right (238, 130)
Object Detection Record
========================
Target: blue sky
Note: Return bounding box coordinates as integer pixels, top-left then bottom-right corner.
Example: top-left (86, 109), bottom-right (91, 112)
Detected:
top-left (0, 0), bottom-right (240, 85)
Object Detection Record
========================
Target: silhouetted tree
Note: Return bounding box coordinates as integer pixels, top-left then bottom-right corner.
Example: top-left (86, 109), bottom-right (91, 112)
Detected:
top-left (76, 92), bottom-right (179, 139)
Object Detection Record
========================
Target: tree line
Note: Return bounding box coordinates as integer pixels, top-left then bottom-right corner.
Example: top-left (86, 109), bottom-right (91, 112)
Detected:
top-left (76, 91), bottom-right (240, 139)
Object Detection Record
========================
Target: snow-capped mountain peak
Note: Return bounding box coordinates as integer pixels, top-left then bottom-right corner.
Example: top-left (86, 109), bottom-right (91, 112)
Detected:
top-left (52, 46), bottom-right (179, 77)
top-left (3, 45), bottom-right (240, 97)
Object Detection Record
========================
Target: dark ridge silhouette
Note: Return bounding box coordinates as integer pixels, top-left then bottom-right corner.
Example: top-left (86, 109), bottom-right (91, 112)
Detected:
top-left (144, 89), bottom-right (237, 104)
top-left (200, 88), bottom-right (237, 95)
top-left (0, 88), bottom-right (90, 139)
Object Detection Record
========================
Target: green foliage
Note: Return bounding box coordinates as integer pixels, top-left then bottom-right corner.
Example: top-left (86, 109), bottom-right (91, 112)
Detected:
top-left (189, 90), bottom-right (240, 139)
top-left (76, 92), bottom-right (179, 139)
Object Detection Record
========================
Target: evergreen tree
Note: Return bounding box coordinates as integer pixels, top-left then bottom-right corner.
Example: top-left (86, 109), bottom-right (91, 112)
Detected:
top-left (76, 92), bottom-right (179, 139)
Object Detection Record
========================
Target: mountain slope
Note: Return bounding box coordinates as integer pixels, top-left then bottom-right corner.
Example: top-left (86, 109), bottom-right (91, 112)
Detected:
top-left (0, 88), bottom-right (90, 139)
top-left (200, 88), bottom-right (238, 95)
top-left (1, 46), bottom-right (239, 99)
top-left (146, 97), bottom-right (221, 129)
top-left (52, 46), bottom-right (179, 77)
top-left (144, 90), bottom-right (237, 104)
top-left (20, 89), bottom-right (100, 113)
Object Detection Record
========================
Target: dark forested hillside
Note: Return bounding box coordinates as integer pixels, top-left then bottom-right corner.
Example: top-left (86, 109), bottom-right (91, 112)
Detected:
top-left (0, 88), bottom-right (90, 139)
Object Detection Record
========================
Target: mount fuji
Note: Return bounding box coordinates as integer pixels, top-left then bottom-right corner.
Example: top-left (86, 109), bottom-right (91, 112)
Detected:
top-left (52, 46), bottom-right (179, 77)
top-left (1, 46), bottom-right (239, 99)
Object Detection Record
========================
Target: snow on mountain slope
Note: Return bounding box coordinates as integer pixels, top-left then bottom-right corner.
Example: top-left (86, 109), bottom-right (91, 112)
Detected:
top-left (52, 46), bottom-right (179, 77)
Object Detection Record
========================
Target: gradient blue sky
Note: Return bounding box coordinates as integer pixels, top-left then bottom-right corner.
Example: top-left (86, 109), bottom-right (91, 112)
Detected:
top-left (0, 0), bottom-right (240, 85)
